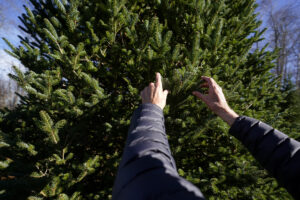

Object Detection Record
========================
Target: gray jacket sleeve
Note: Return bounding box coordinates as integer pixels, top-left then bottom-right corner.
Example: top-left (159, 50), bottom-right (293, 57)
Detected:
top-left (112, 103), bottom-right (205, 200)
top-left (229, 116), bottom-right (300, 200)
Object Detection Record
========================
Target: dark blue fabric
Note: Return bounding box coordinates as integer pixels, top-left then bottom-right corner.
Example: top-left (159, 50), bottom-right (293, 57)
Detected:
top-left (112, 103), bottom-right (205, 200)
top-left (229, 116), bottom-right (300, 200)
top-left (112, 106), bottom-right (300, 200)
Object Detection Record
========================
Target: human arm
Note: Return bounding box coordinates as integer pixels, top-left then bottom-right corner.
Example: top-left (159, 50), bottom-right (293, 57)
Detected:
top-left (112, 73), bottom-right (205, 200)
top-left (229, 116), bottom-right (300, 199)
top-left (193, 76), bottom-right (300, 199)
top-left (192, 76), bottom-right (239, 125)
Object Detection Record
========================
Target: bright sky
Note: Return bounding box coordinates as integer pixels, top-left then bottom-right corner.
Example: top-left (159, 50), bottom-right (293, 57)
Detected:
top-left (0, 0), bottom-right (298, 79)
top-left (0, 0), bottom-right (29, 79)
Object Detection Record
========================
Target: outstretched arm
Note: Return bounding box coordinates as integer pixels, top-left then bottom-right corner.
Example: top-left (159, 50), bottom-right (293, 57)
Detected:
top-left (112, 73), bottom-right (205, 200)
top-left (193, 76), bottom-right (300, 199)
top-left (192, 76), bottom-right (239, 126)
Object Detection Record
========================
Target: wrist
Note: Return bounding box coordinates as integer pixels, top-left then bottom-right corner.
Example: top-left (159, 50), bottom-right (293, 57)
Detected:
top-left (141, 103), bottom-right (163, 111)
top-left (216, 106), bottom-right (239, 126)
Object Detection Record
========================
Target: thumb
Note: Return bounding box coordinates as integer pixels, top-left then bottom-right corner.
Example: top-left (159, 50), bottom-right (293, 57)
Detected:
top-left (192, 91), bottom-right (207, 102)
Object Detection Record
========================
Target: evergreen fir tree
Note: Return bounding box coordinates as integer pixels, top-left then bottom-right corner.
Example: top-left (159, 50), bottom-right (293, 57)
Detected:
top-left (0, 0), bottom-right (298, 199)
top-left (276, 81), bottom-right (300, 141)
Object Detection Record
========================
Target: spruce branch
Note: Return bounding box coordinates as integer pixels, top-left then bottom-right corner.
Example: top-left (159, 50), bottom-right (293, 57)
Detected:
top-left (53, 0), bottom-right (66, 14)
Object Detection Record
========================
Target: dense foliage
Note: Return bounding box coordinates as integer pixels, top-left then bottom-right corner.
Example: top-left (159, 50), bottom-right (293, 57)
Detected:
top-left (0, 0), bottom-right (298, 199)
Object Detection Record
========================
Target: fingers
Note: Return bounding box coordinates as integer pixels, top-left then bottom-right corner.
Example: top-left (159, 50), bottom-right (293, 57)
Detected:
top-left (140, 74), bottom-right (168, 109)
top-left (140, 82), bottom-right (155, 103)
top-left (155, 72), bottom-right (162, 89)
top-left (200, 82), bottom-right (209, 88)
top-left (201, 76), bottom-right (222, 94)
top-left (163, 90), bottom-right (168, 97)
top-left (192, 91), bottom-right (207, 103)
top-left (201, 76), bottom-right (214, 87)
top-left (149, 82), bottom-right (155, 97)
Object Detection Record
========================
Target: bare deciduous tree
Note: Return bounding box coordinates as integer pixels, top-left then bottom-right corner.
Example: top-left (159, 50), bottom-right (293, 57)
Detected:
top-left (292, 33), bottom-right (300, 88)
top-left (0, 5), bottom-right (4, 28)
top-left (0, 78), bottom-right (21, 109)
top-left (258, 0), bottom-right (300, 86)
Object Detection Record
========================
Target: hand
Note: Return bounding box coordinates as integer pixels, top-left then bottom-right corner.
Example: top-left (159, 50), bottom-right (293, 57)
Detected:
top-left (140, 73), bottom-right (168, 110)
top-left (192, 76), bottom-right (239, 126)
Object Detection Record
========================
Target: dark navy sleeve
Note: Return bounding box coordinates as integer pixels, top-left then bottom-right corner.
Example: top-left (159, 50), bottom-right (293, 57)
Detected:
top-left (112, 103), bottom-right (205, 200)
top-left (229, 116), bottom-right (300, 200)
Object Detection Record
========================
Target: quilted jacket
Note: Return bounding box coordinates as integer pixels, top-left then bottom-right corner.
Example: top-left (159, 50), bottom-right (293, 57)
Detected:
top-left (112, 104), bottom-right (300, 200)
